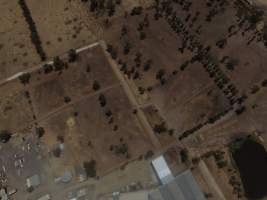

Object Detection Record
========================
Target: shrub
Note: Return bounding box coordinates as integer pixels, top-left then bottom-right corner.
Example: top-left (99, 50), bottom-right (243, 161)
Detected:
top-left (83, 160), bottom-right (97, 177)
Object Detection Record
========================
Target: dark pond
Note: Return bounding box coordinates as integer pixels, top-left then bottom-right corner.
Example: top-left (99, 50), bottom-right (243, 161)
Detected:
top-left (233, 139), bottom-right (267, 199)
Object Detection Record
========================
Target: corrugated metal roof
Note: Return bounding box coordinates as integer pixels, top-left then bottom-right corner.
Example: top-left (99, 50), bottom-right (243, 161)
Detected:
top-left (149, 170), bottom-right (206, 200)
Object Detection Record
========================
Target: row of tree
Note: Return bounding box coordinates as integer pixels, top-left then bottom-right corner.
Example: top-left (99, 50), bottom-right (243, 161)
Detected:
top-left (18, 0), bottom-right (46, 61)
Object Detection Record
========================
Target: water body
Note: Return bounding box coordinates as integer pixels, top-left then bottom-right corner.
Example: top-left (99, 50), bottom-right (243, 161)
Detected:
top-left (233, 139), bottom-right (267, 199)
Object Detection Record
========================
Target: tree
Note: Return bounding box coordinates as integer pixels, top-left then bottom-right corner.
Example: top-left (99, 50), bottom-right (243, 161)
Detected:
top-left (140, 31), bottom-right (146, 40)
top-left (217, 161), bottom-right (227, 168)
top-left (114, 143), bottom-right (128, 157)
top-left (133, 71), bottom-right (140, 80)
top-left (180, 149), bottom-right (189, 163)
top-left (123, 42), bottom-right (131, 55)
top-left (43, 64), bottom-right (53, 74)
top-left (83, 160), bottom-right (96, 177)
top-left (53, 56), bottom-right (64, 71)
top-left (68, 49), bottom-right (77, 62)
top-left (153, 122), bottom-right (167, 134)
top-left (106, 0), bottom-right (115, 16)
top-left (57, 135), bottom-right (64, 143)
top-left (110, 49), bottom-right (117, 60)
top-left (156, 69), bottom-right (165, 80)
top-left (235, 106), bottom-right (246, 115)
top-left (105, 109), bottom-right (112, 117)
top-left (0, 130), bottom-right (12, 143)
top-left (106, 44), bottom-right (113, 53)
top-left (144, 150), bottom-right (154, 160)
top-left (98, 94), bottom-right (106, 107)
top-left (53, 147), bottom-right (62, 158)
top-left (226, 59), bottom-right (238, 71)
top-left (250, 85), bottom-right (260, 94)
top-left (143, 60), bottom-right (152, 71)
top-left (261, 79), bottom-right (267, 87)
top-left (27, 186), bottom-right (34, 193)
top-left (89, 0), bottom-right (98, 12)
top-left (121, 25), bottom-right (128, 37)
top-left (144, 14), bottom-right (150, 27)
top-left (19, 73), bottom-right (31, 85)
top-left (131, 6), bottom-right (142, 16)
top-left (180, 61), bottom-right (189, 71)
top-left (36, 127), bottom-right (45, 138)
top-left (64, 96), bottom-right (71, 103)
top-left (92, 80), bottom-right (101, 91)
top-left (248, 10), bottom-right (263, 28)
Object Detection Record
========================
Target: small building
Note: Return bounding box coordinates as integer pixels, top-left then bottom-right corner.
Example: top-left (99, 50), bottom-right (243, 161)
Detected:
top-left (149, 170), bottom-right (206, 200)
top-left (26, 174), bottom-right (41, 188)
top-left (151, 156), bottom-right (174, 185)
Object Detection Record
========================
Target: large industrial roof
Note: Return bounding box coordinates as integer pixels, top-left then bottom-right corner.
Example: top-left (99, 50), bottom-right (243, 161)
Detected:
top-left (149, 170), bottom-right (206, 200)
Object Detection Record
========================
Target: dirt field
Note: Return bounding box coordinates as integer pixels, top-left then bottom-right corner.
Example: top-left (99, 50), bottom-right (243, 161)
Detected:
top-left (26, 45), bottom-right (154, 175)
top-left (40, 85), bottom-right (153, 175)
top-left (0, 80), bottom-right (34, 133)
top-left (100, 8), bottom-right (233, 139)
top-left (26, 0), bottom-right (99, 58)
top-left (29, 45), bottom-right (119, 119)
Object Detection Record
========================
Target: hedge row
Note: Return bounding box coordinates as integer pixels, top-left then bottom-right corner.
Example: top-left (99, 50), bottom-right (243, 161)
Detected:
top-left (19, 0), bottom-right (46, 61)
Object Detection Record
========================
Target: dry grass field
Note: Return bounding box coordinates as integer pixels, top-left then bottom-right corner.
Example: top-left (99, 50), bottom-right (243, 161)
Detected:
top-left (26, 0), bottom-right (100, 58)
top-left (0, 0), bottom-right (153, 81)
top-left (0, 0), bottom-right (40, 80)
top-left (25, 0), bottom-right (154, 58)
